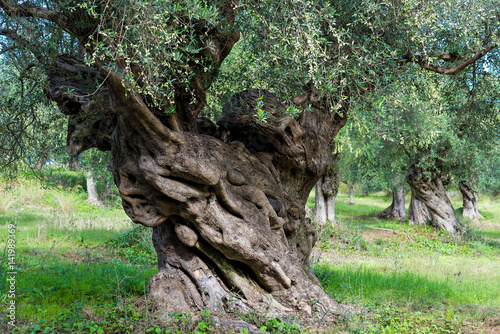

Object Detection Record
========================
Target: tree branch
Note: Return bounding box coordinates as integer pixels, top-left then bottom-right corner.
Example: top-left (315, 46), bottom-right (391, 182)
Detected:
top-left (0, 0), bottom-right (71, 33)
top-left (0, 42), bottom-right (17, 55)
top-left (416, 42), bottom-right (498, 75)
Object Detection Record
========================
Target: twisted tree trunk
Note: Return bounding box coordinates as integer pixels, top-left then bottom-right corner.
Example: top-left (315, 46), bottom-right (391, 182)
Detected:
top-left (407, 165), bottom-right (463, 236)
top-left (407, 186), bottom-right (431, 225)
top-left (459, 181), bottom-right (484, 221)
top-left (376, 187), bottom-right (406, 219)
top-left (45, 54), bottom-right (348, 316)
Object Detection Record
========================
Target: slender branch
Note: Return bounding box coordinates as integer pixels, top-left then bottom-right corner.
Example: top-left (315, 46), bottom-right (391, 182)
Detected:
top-left (416, 42), bottom-right (498, 75)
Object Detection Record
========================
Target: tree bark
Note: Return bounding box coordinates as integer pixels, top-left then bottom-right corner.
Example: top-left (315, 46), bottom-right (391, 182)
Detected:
top-left (459, 181), bottom-right (484, 221)
top-left (407, 186), bottom-right (431, 225)
top-left (348, 185), bottom-right (354, 205)
top-left (315, 180), bottom-right (327, 224)
top-left (45, 54), bottom-right (348, 316)
top-left (407, 165), bottom-right (463, 236)
top-left (376, 187), bottom-right (406, 219)
top-left (86, 170), bottom-right (103, 207)
top-left (108, 89), bottom-right (345, 316)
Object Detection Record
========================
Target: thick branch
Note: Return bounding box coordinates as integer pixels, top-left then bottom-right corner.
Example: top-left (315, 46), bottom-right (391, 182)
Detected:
top-left (0, 1), bottom-right (71, 32)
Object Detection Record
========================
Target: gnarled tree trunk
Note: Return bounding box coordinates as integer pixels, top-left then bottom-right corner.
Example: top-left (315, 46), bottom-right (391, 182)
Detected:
top-left (109, 91), bottom-right (346, 316)
top-left (408, 186), bottom-right (431, 225)
top-left (459, 181), bottom-right (484, 221)
top-left (45, 54), bottom-right (349, 317)
top-left (376, 187), bottom-right (406, 219)
top-left (407, 165), bottom-right (463, 236)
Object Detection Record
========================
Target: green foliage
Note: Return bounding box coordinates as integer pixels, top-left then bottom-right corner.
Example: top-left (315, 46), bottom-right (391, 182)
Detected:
top-left (260, 318), bottom-right (306, 334)
top-left (0, 64), bottom-right (66, 172)
top-left (352, 59), bottom-right (500, 187)
top-left (79, 148), bottom-right (115, 195)
top-left (337, 123), bottom-right (408, 194)
top-left (105, 226), bottom-right (157, 266)
top-left (70, 0), bottom-right (227, 109)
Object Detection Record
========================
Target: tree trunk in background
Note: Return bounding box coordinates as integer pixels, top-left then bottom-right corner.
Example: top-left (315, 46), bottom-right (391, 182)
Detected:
top-left (326, 192), bottom-right (337, 223)
top-left (348, 185), bottom-right (354, 205)
top-left (101, 184), bottom-right (113, 200)
top-left (376, 187), bottom-right (406, 219)
top-left (407, 165), bottom-right (463, 236)
top-left (408, 186), bottom-right (431, 225)
top-left (315, 180), bottom-right (327, 224)
top-left (86, 171), bottom-right (103, 207)
top-left (362, 190), bottom-right (368, 197)
top-left (459, 181), bottom-right (484, 221)
top-left (315, 158), bottom-right (340, 224)
top-left (34, 149), bottom-right (49, 170)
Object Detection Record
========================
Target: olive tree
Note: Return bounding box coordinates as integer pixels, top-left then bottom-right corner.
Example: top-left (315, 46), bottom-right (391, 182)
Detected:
top-left (360, 59), bottom-right (500, 234)
top-left (1, 0), bottom-right (497, 317)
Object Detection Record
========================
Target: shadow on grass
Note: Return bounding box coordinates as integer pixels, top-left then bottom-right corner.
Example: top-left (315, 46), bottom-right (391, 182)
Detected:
top-left (337, 202), bottom-right (386, 218)
top-left (314, 264), bottom-right (454, 306)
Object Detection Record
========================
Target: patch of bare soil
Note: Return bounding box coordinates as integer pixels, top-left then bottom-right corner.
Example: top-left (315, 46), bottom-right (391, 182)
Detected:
top-left (361, 227), bottom-right (399, 242)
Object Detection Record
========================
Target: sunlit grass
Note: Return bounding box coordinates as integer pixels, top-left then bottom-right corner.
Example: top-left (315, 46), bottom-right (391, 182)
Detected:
top-left (311, 186), bottom-right (500, 333)
top-left (315, 254), bottom-right (500, 307)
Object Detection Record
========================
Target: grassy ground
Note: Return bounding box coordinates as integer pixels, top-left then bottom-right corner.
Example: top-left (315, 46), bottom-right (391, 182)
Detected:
top-left (1, 174), bottom-right (499, 333)
top-left (311, 193), bottom-right (500, 333)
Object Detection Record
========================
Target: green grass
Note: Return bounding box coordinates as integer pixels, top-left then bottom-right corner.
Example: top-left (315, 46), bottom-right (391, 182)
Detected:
top-left (14, 262), bottom-right (157, 320)
top-left (309, 188), bottom-right (500, 333)
top-left (315, 255), bottom-right (500, 307)
top-left (0, 174), bottom-right (160, 332)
